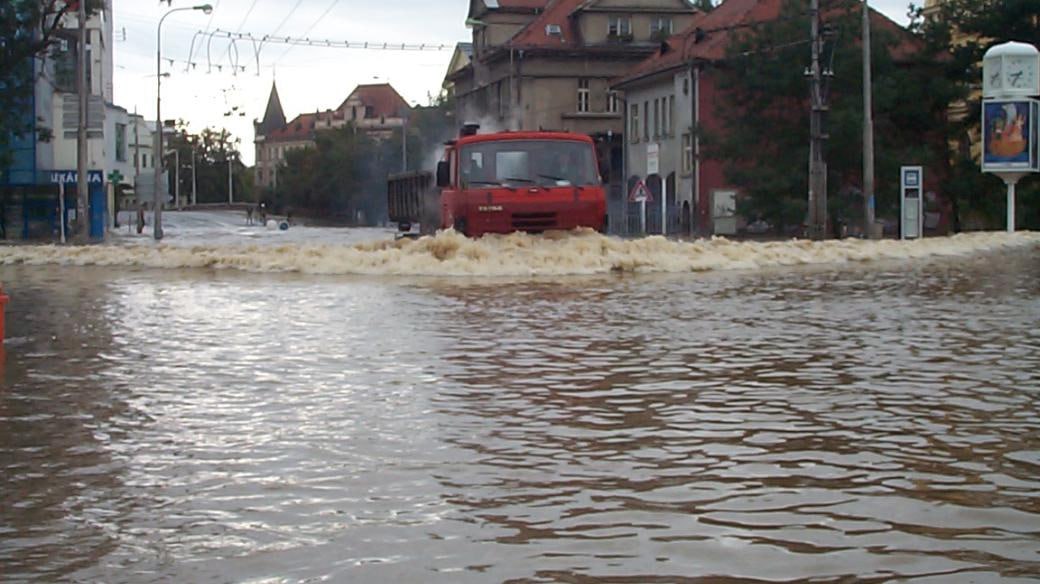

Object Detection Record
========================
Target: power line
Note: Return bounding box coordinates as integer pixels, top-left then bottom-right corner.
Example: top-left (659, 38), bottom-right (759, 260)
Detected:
top-left (206, 30), bottom-right (454, 52)
top-left (233, 0), bottom-right (262, 34)
top-left (274, 0), bottom-right (342, 65)
top-left (269, 0), bottom-right (307, 39)
top-left (188, 0), bottom-right (222, 63)
top-left (216, 0), bottom-right (262, 64)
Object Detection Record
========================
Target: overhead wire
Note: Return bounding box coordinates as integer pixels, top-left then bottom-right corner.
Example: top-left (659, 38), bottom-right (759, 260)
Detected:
top-left (269, 0), bottom-right (307, 39)
top-left (188, 0), bottom-right (221, 62)
top-left (272, 0), bottom-right (342, 66)
top-left (217, 0), bottom-right (263, 65)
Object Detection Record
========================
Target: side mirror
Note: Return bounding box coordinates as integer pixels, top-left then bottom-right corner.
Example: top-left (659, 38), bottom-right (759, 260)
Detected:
top-left (436, 161), bottom-right (450, 188)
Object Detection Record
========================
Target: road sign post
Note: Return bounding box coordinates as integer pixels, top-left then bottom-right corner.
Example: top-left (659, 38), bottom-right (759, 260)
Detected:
top-left (629, 180), bottom-right (653, 236)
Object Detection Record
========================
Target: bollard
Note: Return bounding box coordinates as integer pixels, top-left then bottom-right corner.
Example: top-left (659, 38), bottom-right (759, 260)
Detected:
top-left (0, 284), bottom-right (7, 345)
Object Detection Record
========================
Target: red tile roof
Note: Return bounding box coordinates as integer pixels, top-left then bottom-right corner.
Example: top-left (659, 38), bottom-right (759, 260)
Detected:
top-left (615, 0), bottom-right (921, 87)
top-left (497, 0), bottom-right (549, 9)
top-left (470, 0), bottom-right (548, 18)
top-left (336, 83), bottom-right (411, 119)
top-left (267, 113), bottom-right (318, 142)
top-left (506, 0), bottom-right (584, 50)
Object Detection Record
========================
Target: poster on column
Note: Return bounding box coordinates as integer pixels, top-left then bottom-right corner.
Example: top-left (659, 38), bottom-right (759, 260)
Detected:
top-left (982, 99), bottom-right (1039, 172)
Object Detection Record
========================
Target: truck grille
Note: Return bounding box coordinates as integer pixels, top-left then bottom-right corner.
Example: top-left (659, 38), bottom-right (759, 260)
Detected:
top-left (512, 212), bottom-right (558, 231)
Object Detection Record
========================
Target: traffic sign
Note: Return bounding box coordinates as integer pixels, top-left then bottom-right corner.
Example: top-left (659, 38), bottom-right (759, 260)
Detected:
top-left (647, 143), bottom-right (660, 175)
top-left (629, 180), bottom-right (653, 203)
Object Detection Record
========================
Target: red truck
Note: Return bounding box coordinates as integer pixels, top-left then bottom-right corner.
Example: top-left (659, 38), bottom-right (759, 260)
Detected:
top-left (388, 126), bottom-right (607, 237)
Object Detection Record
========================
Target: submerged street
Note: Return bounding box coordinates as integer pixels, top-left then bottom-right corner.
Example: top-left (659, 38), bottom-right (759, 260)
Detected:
top-left (1, 213), bottom-right (1039, 582)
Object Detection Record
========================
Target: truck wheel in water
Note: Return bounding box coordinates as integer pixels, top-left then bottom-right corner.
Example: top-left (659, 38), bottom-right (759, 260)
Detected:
top-left (453, 217), bottom-right (467, 236)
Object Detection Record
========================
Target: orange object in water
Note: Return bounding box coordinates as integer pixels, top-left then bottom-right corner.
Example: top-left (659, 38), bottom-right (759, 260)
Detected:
top-left (0, 285), bottom-right (7, 344)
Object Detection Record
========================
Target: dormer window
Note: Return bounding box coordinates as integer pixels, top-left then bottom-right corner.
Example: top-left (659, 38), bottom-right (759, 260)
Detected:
top-left (608, 16), bottom-right (632, 41)
top-left (651, 17), bottom-right (673, 40)
top-left (545, 24), bottom-right (562, 36)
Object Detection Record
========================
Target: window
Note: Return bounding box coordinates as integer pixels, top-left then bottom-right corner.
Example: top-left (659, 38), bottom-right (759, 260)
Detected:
top-left (115, 123), bottom-right (127, 162)
top-left (53, 39), bottom-right (76, 92)
top-left (643, 101), bottom-right (649, 141)
top-left (578, 79), bottom-right (590, 113)
top-left (607, 90), bottom-right (620, 114)
top-left (630, 104), bottom-right (640, 142)
top-left (497, 81), bottom-right (506, 118)
top-left (667, 95), bottom-right (675, 136)
top-left (460, 140), bottom-right (599, 188)
top-left (608, 16), bottom-right (632, 40)
top-left (653, 98), bottom-right (660, 139)
top-left (682, 133), bottom-right (694, 174)
top-left (651, 17), bottom-right (673, 39)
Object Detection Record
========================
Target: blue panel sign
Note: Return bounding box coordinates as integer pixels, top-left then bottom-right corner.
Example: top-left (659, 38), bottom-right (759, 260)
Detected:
top-left (48, 170), bottom-right (104, 185)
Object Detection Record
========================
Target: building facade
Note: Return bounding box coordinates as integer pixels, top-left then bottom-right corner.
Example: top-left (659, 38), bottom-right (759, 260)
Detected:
top-left (615, 0), bottom-right (927, 236)
top-left (1, 0), bottom-right (153, 240)
top-left (254, 83), bottom-right (411, 190)
top-left (448, 0), bottom-right (701, 225)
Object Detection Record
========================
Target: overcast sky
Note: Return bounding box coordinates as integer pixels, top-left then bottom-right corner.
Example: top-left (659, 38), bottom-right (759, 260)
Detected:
top-left (113, 0), bottom-right (917, 166)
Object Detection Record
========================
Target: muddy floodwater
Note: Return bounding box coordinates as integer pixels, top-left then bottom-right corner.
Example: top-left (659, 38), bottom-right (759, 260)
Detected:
top-left (1, 212), bottom-right (1039, 583)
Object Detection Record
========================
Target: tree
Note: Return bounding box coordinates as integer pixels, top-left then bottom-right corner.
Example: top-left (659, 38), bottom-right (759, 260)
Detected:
top-left (915, 0), bottom-right (1040, 230)
top-left (165, 123), bottom-right (250, 205)
top-left (703, 0), bottom-right (955, 235)
top-left (1, 0), bottom-right (102, 171)
top-left (272, 96), bottom-right (455, 224)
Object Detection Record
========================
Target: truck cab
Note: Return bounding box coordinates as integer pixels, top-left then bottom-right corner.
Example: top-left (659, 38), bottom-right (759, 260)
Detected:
top-left (435, 129), bottom-right (607, 237)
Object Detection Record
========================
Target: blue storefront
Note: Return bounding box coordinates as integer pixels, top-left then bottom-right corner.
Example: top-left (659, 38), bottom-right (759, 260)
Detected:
top-left (1, 19), bottom-right (108, 242)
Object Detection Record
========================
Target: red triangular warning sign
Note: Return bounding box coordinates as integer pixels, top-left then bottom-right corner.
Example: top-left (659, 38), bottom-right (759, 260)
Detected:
top-left (629, 180), bottom-right (653, 203)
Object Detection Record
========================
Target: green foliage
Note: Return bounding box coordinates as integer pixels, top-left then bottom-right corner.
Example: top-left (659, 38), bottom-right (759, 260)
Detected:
top-left (271, 96), bottom-right (455, 224)
top-left (1, 0), bottom-right (102, 171)
top-left (914, 0), bottom-right (1040, 230)
top-left (166, 123), bottom-right (250, 204)
top-left (705, 0), bottom-right (953, 234)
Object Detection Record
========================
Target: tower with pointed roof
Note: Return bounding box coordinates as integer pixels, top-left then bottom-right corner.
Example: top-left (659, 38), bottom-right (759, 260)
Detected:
top-left (256, 82), bottom-right (287, 137)
top-left (254, 82), bottom-right (288, 190)
top-left (253, 81), bottom-right (412, 191)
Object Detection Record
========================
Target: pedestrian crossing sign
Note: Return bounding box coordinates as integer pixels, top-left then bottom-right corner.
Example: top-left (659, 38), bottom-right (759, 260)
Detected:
top-left (629, 180), bottom-right (653, 203)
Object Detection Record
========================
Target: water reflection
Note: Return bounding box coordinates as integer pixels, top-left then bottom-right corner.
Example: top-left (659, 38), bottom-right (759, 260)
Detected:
top-left (0, 266), bottom-right (130, 580)
top-left (0, 248), bottom-right (1038, 582)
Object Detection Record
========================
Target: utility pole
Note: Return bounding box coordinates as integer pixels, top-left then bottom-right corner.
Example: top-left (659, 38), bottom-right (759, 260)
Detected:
top-left (806, 0), bottom-right (829, 240)
top-left (191, 146), bottom-right (197, 206)
top-left (228, 158), bottom-right (234, 205)
top-left (401, 113), bottom-right (409, 172)
top-left (862, 0), bottom-right (876, 239)
top-left (76, 0), bottom-right (89, 242)
top-left (133, 109), bottom-right (141, 230)
top-left (174, 148), bottom-right (181, 210)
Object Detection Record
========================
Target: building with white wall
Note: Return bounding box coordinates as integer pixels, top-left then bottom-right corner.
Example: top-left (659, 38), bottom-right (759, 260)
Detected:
top-left (1, 0), bottom-right (152, 239)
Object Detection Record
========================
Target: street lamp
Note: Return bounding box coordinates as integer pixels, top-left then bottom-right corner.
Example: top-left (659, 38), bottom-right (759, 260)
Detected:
top-left (154, 4), bottom-right (212, 240)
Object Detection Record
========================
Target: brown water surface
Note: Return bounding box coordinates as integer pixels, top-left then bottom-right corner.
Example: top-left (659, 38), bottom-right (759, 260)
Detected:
top-left (1, 223), bottom-right (1039, 583)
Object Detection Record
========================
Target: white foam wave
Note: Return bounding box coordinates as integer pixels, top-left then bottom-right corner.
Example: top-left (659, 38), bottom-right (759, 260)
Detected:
top-left (2, 230), bottom-right (1037, 277)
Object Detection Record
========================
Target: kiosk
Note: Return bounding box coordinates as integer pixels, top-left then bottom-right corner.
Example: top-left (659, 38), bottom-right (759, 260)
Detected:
top-left (900, 166), bottom-right (923, 240)
top-left (981, 41), bottom-right (1040, 232)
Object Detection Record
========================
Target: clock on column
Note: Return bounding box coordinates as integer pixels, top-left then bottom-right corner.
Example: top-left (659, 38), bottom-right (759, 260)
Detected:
top-left (983, 41), bottom-right (1040, 98)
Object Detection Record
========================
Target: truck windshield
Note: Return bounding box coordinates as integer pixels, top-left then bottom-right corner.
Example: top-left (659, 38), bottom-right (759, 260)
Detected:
top-left (460, 140), bottom-right (599, 189)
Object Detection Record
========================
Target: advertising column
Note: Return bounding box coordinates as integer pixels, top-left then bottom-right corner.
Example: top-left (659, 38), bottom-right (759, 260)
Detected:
top-left (981, 42), bottom-right (1040, 233)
